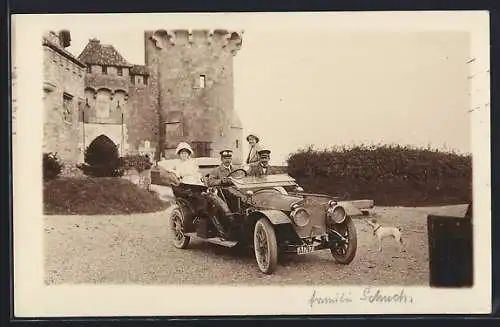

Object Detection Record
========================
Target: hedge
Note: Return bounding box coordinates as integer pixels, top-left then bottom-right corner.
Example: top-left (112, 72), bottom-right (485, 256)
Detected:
top-left (286, 144), bottom-right (472, 206)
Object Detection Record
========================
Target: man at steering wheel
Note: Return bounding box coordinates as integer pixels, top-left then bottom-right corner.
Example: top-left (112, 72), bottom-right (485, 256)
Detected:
top-left (205, 150), bottom-right (249, 240)
top-left (207, 150), bottom-right (236, 187)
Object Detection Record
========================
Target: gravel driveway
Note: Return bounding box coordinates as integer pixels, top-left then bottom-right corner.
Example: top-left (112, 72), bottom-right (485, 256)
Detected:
top-left (44, 206), bottom-right (435, 285)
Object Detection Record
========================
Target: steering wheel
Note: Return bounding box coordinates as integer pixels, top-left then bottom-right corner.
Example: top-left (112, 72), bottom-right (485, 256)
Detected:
top-left (227, 168), bottom-right (248, 180)
top-left (253, 188), bottom-right (283, 195)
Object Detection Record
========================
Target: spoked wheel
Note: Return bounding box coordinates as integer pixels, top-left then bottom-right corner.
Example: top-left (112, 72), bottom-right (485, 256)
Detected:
top-left (329, 216), bottom-right (357, 264)
top-left (169, 207), bottom-right (190, 249)
top-left (253, 218), bottom-right (278, 274)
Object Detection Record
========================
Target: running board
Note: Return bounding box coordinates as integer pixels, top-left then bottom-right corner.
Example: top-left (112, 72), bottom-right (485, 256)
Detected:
top-left (205, 237), bottom-right (238, 247)
top-left (184, 232), bottom-right (238, 247)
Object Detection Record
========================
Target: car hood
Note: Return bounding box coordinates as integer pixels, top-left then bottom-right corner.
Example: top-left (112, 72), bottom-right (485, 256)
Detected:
top-left (251, 190), bottom-right (303, 212)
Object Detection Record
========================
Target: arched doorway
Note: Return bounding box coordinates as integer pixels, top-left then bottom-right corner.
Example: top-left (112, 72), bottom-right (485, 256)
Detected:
top-left (84, 134), bottom-right (120, 167)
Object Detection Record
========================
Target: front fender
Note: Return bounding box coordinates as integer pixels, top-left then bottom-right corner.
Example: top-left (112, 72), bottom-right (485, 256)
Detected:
top-left (249, 209), bottom-right (292, 225)
top-left (337, 202), bottom-right (363, 216)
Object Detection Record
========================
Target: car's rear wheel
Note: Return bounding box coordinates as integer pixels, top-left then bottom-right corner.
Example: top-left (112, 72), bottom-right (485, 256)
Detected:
top-left (329, 216), bottom-right (357, 264)
top-left (169, 207), bottom-right (190, 249)
top-left (253, 218), bottom-right (278, 274)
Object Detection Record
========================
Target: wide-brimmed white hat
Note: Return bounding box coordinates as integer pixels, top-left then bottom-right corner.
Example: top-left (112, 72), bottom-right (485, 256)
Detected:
top-left (175, 142), bottom-right (194, 155)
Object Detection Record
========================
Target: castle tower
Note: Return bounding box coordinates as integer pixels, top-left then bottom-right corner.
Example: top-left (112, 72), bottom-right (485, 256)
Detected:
top-left (144, 29), bottom-right (244, 164)
top-left (77, 38), bottom-right (132, 156)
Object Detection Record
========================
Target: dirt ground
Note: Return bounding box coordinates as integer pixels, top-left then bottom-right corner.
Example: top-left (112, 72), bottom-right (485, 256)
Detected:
top-left (43, 204), bottom-right (470, 286)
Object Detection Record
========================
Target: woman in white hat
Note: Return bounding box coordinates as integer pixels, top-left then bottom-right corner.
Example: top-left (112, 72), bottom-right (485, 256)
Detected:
top-left (160, 142), bottom-right (202, 184)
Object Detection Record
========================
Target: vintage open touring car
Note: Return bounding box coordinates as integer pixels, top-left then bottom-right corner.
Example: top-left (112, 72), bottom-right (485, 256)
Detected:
top-left (163, 169), bottom-right (368, 274)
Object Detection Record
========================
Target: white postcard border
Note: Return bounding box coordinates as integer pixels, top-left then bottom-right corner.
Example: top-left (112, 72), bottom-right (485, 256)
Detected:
top-left (12, 11), bottom-right (491, 316)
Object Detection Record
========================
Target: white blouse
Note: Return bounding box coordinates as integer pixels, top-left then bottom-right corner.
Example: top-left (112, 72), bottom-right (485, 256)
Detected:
top-left (158, 158), bottom-right (202, 184)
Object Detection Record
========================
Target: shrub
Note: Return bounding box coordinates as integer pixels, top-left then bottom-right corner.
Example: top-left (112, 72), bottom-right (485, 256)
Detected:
top-left (79, 135), bottom-right (122, 177)
top-left (286, 144), bottom-right (472, 206)
top-left (43, 152), bottom-right (63, 181)
top-left (77, 163), bottom-right (124, 177)
top-left (120, 154), bottom-right (153, 173)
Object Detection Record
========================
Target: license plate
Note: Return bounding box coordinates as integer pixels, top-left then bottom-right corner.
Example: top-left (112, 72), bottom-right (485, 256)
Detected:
top-left (297, 245), bottom-right (315, 255)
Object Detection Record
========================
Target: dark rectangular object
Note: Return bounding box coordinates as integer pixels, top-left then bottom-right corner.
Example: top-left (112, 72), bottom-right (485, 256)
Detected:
top-left (427, 207), bottom-right (473, 288)
top-left (196, 218), bottom-right (215, 239)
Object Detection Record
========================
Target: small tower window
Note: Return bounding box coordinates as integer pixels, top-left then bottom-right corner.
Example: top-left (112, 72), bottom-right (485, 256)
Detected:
top-left (235, 139), bottom-right (239, 148)
top-left (102, 66), bottom-right (108, 75)
top-left (191, 141), bottom-right (212, 157)
top-left (199, 75), bottom-right (206, 88)
top-left (117, 67), bottom-right (123, 76)
top-left (62, 93), bottom-right (73, 123)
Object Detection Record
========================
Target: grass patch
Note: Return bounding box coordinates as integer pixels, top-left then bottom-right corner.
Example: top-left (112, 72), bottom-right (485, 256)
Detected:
top-left (44, 177), bottom-right (171, 215)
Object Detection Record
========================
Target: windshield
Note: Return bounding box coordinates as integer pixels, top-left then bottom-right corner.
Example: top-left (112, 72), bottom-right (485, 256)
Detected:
top-left (229, 173), bottom-right (298, 190)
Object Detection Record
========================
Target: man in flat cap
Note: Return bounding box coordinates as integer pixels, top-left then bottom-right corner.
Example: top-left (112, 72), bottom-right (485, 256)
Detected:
top-left (205, 149), bottom-right (246, 240)
top-left (247, 149), bottom-right (280, 177)
top-left (207, 149), bottom-right (235, 187)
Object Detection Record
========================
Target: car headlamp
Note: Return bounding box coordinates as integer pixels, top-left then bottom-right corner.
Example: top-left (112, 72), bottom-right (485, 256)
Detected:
top-left (328, 200), bottom-right (337, 207)
top-left (290, 207), bottom-right (310, 227)
top-left (327, 205), bottom-right (346, 224)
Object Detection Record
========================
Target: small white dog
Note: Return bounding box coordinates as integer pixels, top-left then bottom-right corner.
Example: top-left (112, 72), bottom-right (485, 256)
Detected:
top-left (366, 218), bottom-right (404, 252)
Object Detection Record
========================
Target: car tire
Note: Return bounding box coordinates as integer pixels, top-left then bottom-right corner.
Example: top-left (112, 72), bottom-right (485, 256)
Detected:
top-left (169, 207), bottom-right (190, 249)
top-left (330, 216), bottom-right (357, 264)
top-left (253, 218), bottom-right (279, 274)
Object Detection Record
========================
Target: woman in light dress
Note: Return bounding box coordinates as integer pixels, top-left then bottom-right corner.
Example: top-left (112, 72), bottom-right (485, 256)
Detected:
top-left (244, 134), bottom-right (262, 171)
top-left (159, 142), bottom-right (202, 185)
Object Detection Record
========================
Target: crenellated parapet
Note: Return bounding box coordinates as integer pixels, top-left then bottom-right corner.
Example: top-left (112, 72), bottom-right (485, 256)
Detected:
top-left (148, 29), bottom-right (243, 56)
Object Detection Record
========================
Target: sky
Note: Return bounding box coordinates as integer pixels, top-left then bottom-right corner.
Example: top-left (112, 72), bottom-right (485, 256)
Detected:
top-left (65, 28), bottom-right (471, 165)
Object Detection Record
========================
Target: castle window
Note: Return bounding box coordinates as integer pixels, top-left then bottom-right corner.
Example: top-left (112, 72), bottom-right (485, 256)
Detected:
top-left (191, 141), bottom-right (212, 157)
top-left (165, 122), bottom-right (183, 137)
top-left (95, 90), bottom-right (111, 118)
top-left (199, 75), bottom-right (206, 88)
top-left (62, 93), bottom-right (73, 123)
top-left (235, 139), bottom-right (239, 148)
top-left (165, 111), bottom-right (184, 138)
top-left (117, 67), bottom-right (123, 76)
top-left (135, 76), bottom-right (143, 85)
top-left (102, 66), bottom-right (108, 75)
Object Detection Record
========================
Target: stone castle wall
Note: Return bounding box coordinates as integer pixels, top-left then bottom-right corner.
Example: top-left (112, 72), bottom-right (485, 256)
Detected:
top-left (42, 39), bottom-right (86, 164)
top-left (126, 79), bottom-right (160, 156)
top-left (43, 29), bottom-right (244, 166)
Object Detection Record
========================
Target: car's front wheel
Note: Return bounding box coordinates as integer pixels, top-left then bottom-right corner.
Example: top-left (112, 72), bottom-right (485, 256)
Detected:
top-left (169, 207), bottom-right (190, 249)
top-left (253, 218), bottom-right (278, 274)
top-left (329, 216), bottom-right (357, 264)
